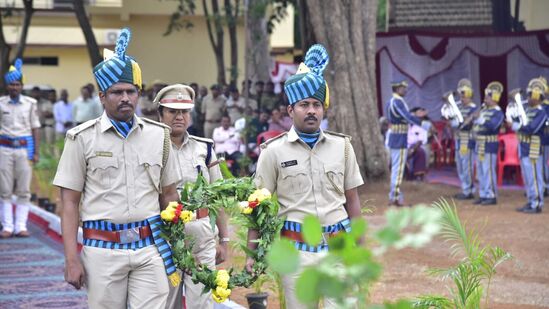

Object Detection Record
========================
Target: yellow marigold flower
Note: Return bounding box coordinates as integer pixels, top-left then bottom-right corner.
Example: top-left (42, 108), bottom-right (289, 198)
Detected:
top-left (179, 210), bottom-right (194, 223)
top-left (160, 208), bottom-right (176, 222)
top-left (167, 201), bottom-right (179, 209)
top-left (259, 188), bottom-right (272, 199)
top-left (248, 188), bottom-right (272, 203)
top-left (215, 270), bottom-right (230, 288)
top-left (241, 207), bottom-right (253, 215)
top-left (212, 291), bottom-right (226, 303)
top-left (215, 286), bottom-right (231, 298)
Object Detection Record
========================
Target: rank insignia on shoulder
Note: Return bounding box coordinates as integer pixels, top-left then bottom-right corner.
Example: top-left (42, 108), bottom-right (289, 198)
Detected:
top-left (281, 160), bottom-right (297, 168)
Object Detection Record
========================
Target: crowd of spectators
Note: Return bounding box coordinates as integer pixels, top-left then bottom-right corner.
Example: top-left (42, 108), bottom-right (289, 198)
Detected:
top-left (32, 78), bottom-right (325, 175)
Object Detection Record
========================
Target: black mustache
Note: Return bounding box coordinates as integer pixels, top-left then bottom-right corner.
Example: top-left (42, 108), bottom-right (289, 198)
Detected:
top-left (305, 116), bottom-right (318, 121)
top-left (118, 104), bottom-right (133, 110)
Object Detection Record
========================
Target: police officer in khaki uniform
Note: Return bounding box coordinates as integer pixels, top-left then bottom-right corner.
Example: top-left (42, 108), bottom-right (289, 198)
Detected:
top-left (53, 29), bottom-right (180, 309)
top-left (201, 84), bottom-right (226, 138)
top-left (247, 44), bottom-right (364, 309)
top-left (155, 84), bottom-right (230, 309)
top-left (0, 58), bottom-right (41, 238)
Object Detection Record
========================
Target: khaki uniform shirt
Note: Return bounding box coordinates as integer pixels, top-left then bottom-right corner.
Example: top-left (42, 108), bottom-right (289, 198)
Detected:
top-left (202, 94), bottom-right (226, 122)
top-left (53, 112), bottom-right (179, 223)
top-left (255, 127), bottom-right (364, 226)
top-left (0, 95), bottom-right (41, 137)
top-left (37, 99), bottom-right (55, 126)
top-left (173, 133), bottom-right (222, 188)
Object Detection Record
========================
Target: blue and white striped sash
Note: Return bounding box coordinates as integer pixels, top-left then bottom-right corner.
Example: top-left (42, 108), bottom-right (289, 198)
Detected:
top-left (0, 135), bottom-right (34, 160)
top-left (283, 218), bottom-right (351, 253)
top-left (82, 215), bottom-right (177, 280)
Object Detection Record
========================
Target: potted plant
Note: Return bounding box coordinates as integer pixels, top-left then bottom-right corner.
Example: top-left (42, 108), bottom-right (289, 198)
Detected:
top-left (245, 273), bottom-right (270, 309)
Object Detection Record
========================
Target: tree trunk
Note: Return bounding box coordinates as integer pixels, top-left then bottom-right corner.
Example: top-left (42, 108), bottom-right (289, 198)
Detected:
top-left (225, 0), bottom-right (239, 87)
top-left (305, 0), bottom-right (387, 180)
top-left (296, 0), bottom-right (316, 52)
top-left (245, 0), bottom-right (271, 84)
top-left (0, 13), bottom-right (12, 92)
top-left (74, 0), bottom-right (102, 67)
top-left (12, 0), bottom-right (34, 61)
top-left (204, 0), bottom-right (226, 85)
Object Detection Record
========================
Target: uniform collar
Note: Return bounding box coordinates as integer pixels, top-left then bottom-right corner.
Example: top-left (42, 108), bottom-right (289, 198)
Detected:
top-left (287, 126), bottom-right (326, 143)
top-left (9, 95), bottom-right (20, 104)
top-left (392, 93), bottom-right (404, 100)
top-left (100, 112), bottom-right (143, 133)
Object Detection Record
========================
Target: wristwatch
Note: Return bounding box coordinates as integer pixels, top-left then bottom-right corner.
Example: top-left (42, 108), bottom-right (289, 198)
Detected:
top-left (219, 237), bottom-right (230, 243)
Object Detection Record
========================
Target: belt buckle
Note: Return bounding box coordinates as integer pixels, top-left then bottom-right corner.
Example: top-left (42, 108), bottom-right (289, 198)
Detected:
top-left (119, 227), bottom-right (140, 243)
top-left (12, 140), bottom-right (21, 147)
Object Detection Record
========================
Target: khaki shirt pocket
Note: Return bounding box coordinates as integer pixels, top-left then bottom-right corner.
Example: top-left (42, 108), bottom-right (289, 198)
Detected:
top-left (194, 160), bottom-right (210, 181)
top-left (279, 167), bottom-right (310, 195)
top-left (324, 163), bottom-right (345, 196)
top-left (137, 153), bottom-right (162, 193)
top-left (88, 156), bottom-right (119, 189)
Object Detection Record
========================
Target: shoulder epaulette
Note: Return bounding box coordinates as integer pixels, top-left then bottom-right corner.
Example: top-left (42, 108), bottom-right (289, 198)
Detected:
top-left (189, 135), bottom-right (214, 145)
top-left (20, 95), bottom-right (37, 104)
top-left (66, 118), bottom-right (98, 140)
top-left (140, 117), bottom-right (171, 129)
top-left (260, 132), bottom-right (287, 149)
top-left (324, 130), bottom-right (352, 141)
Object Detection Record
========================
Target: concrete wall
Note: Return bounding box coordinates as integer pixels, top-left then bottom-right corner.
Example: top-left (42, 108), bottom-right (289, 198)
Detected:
top-left (5, 5), bottom-right (246, 99)
top-left (511, 0), bottom-right (549, 30)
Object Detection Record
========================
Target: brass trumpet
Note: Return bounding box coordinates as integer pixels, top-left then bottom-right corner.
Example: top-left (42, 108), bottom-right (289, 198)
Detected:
top-left (440, 91), bottom-right (464, 123)
top-left (505, 88), bottom-right (528, 126)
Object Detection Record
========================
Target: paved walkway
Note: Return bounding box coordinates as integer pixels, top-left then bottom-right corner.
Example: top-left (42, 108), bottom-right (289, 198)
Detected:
top-left (0, 222), bottom-right (87, 309)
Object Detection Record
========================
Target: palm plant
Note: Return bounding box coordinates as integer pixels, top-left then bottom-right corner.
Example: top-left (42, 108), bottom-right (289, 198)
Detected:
top-left (414, 198), bottom-right (512, 309)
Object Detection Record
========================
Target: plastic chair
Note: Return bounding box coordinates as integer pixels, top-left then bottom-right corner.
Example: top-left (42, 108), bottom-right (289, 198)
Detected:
top-left (431, 121), bottom-right (454, 168)
top-left (497, 133), bottom-right (523, 186)
top-left (256, 130), bottom-right (283, 145)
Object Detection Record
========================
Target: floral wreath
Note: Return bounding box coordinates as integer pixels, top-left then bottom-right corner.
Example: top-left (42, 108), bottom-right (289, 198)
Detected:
top-left (160, 172), bottom-right (283, 303)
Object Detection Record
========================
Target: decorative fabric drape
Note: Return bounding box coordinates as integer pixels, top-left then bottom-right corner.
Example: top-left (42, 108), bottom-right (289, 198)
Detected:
top-left (376, 30), bottom-right (549, 119)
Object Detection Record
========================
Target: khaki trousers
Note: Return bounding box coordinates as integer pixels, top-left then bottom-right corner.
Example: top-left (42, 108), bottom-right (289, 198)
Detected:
top-left (203, 122), bottom-right (219, 139)
top-left (0, 147), bottom-right (32, 233)
top-left (282, 251), bottom-right (338, 309)
top-left (81, 245), bottom-right (169, 309)
top-left (166, 217), bottom-right (217, 309)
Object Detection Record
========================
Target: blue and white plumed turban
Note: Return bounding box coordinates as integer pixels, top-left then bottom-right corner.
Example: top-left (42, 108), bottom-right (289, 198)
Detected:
top-left (284, 44), bottom-right (330, 108)
top-left (93, 28), bottom-right (142, 92)
top-left (4, 58), bottom-right (24, 84)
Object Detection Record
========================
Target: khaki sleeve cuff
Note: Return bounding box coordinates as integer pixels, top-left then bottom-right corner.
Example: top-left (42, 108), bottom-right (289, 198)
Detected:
top-left (345, 178), bottom-right (364, 191)
top-left (52, 176), bottom-right (84, 192)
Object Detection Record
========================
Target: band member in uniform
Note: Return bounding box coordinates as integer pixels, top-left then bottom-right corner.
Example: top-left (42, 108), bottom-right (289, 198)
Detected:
top-left (538, 76), bottom-right (549, 197)
top-left (510, 79), bottom-right (547, 214)
top-left (472, 82), bottom-right (504, 205)
top-left (386, 80), bottom-right (431, 206)
top-left (445, 79), bottom-right (479, 199)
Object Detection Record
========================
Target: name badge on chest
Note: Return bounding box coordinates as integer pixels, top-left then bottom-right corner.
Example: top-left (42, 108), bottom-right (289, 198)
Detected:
top-left (281, 160), bottom-right (298, 168)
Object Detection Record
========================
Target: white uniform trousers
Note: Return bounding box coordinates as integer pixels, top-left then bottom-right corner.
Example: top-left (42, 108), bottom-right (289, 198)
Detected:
top-left (0, 147), bottom-right (32, 233)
